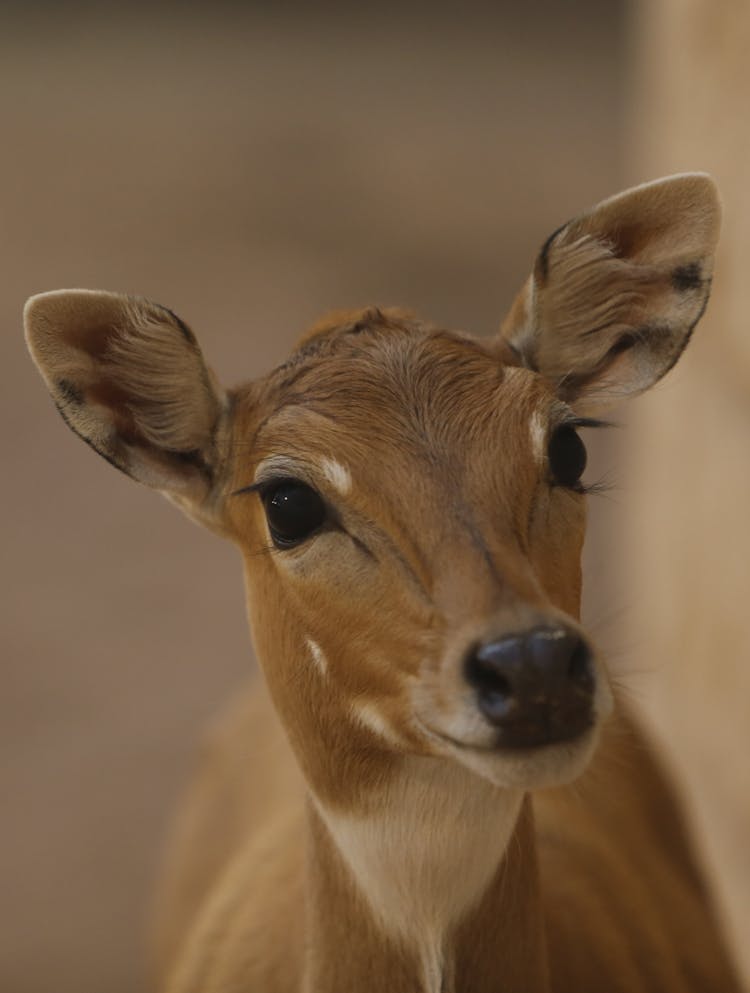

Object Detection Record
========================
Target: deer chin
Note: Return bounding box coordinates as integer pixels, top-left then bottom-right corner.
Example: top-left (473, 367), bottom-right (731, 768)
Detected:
top-left (416, 713), bottom-right (605, 791)
top-left (454, 724), bottom-right (603, 791)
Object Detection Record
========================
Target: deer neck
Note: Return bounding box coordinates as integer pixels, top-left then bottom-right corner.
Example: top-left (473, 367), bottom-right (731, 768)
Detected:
top-left (304, 759), bottom-right (549, 993)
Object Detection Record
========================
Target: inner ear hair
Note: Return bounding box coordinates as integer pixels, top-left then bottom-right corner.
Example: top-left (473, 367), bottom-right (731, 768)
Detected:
top-left (25, 289), bottom-right (226, 499)
top-left (499, 173), bottom-right (721, 410)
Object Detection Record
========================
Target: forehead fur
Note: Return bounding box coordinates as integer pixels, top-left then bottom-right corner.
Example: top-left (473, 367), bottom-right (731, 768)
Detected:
top-left (294, 306), bottom-right (423, 349)
top-left (232, 308), bottom-right (552, 482)
top-left (272, 306), bottom-right (428, 388)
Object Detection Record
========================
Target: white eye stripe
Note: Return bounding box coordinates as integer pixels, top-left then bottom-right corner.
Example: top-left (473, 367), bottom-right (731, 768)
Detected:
top-left (529, 410), bottom-right (547, 463)
top-left (320, 457), bottom-right (352, 495)
top-left (307, 638), bottom-right (328, 676)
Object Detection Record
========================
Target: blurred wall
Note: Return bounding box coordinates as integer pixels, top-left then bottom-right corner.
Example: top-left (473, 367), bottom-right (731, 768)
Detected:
top-left (2, 4), bottom-right (630, 992)
top-left (631, 0), bottom-right (750, 984)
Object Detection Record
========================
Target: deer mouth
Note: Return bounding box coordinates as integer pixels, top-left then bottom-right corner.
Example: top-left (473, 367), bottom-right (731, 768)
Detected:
top-left (416, 713), bottom-right (603, 790)
top-left (423, 715), bottom-right (596, 754)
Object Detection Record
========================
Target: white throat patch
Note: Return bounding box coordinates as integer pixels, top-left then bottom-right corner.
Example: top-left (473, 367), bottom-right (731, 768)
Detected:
top-left (315, 758), bottom-right (522, 992)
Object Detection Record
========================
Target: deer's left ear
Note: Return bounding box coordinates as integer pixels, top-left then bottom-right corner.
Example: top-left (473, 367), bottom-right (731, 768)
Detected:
top-left (24, 289), bottom-right (229, 515)
top-left (499, 173), bottom-right (721, 411)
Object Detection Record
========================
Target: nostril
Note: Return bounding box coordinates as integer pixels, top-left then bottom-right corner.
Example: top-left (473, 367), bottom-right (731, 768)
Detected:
top-left (526, 628), bottom-right (594, 690)
top-left (487, 672), bottom-right (511, 697)
top-left (464, 649), bottom-right (514, 698)
top-left (465, 638), bottom-right (526, 729)
top-left (568, 638), bottom-right (595, 691)
top-left (465, 650), bottom-right (517, 726)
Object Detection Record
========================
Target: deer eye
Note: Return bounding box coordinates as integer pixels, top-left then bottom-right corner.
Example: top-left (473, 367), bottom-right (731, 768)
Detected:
top-left (548, 425), bottom-right (587, 491)
top-left (262, 480), bottom-right (327, 548)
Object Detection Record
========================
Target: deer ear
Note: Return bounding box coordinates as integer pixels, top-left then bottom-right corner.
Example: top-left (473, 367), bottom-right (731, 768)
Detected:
top-left (499, 174), bottom-right (721, 411)
top-left (24, 289), bottom-right (228, 508)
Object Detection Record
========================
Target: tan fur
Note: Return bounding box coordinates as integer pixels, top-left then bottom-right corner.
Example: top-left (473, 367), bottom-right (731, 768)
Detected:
top-left (24, 176), bottom-right (741, 992)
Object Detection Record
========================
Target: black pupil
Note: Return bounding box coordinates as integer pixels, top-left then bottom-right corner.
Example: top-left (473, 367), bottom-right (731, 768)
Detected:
top-left (548, 426), bottom-right (587, 490)
top-left (264, 482), bottom-right (326, 546)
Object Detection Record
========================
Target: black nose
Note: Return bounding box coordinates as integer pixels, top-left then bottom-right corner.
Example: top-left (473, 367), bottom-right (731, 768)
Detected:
top-left (464, 626), bottom-right (595, 748)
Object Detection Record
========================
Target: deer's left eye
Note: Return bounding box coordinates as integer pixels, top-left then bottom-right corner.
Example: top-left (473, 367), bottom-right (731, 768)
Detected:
top-left (262, 480), bottom-right (327, 548)
top-left (548, 425), bottom-right (587, 491)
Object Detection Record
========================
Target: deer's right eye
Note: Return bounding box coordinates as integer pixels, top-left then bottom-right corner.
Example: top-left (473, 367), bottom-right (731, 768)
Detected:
top-left (262, 480), bottom-right (327, 549)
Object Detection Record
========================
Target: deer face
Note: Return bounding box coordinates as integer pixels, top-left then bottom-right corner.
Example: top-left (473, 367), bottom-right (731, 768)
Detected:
top-left (225, 315), bottom-right (604, 794)
top-left (25, 174), bottom-right (720, 801)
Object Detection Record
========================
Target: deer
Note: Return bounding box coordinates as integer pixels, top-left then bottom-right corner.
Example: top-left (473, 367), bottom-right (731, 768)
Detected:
top-left (24, 173), bottom-right (742, 993)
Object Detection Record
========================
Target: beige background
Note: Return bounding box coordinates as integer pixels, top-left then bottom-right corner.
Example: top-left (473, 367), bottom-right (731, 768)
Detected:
top-left (631, 0), bottom-right (750, 983)
top-left (3, 4), bottom-right (745, 992)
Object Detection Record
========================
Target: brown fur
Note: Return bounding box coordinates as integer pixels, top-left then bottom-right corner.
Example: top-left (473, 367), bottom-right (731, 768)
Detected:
top-left (24, 175), bottom-right (741, 992)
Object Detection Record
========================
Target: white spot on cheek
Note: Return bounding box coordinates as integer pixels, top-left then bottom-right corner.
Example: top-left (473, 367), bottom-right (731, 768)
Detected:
top-left (529, 410), bottom-right (546, 463)
top-left (320, 457), bottom-right (352, 495)
top-left (351, 700), bottom-right (403, 748)
top-left (307, 639), bottom-right (328, 676)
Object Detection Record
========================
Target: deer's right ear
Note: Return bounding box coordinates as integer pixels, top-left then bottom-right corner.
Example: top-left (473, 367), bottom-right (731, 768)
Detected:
top-left (25, 290), bottom-right (228, 511)
top-left (498, 174), bottom-right (721, 411)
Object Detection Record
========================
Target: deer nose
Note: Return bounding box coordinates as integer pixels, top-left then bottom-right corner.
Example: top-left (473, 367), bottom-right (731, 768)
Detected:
top-left (464, 626), bottom-right (596, 748)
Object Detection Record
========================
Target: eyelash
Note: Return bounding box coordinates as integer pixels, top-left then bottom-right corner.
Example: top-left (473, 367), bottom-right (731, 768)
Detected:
top-left (232, 475), bottom-right (298, 498)
top-left (578, 478), bottom-right (614, 497)
top-left (563, 416), bottom-right (614, 431)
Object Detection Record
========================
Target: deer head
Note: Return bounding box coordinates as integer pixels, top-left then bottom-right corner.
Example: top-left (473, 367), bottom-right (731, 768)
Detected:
top-left (25, 175), bottom-right (719, 809)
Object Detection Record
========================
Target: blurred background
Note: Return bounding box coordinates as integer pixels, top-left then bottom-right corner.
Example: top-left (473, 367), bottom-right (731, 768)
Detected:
top-left (1, 2), bottom-right (747, 991)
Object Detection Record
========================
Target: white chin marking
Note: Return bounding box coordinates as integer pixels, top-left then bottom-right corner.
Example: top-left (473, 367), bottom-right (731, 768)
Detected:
top-left (529, 409), bottom-right (546, 463)
top-left (351, 700), bottom-right (402, 748)
top-left (306, 638), bottom-right (328, 676)
top-left (320, 457), bottom-right (352, 495)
